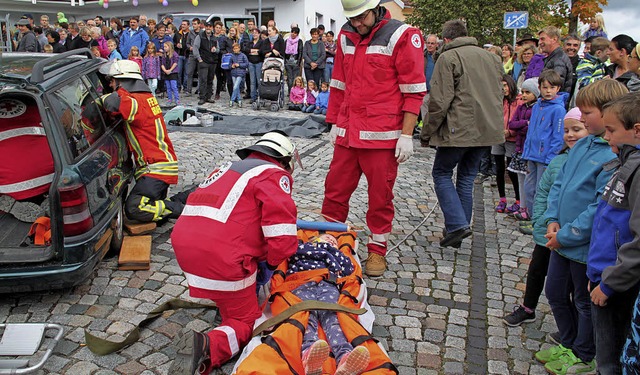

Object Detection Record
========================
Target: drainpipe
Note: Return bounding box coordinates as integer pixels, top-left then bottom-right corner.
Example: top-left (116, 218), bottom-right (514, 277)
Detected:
top-left (258, 0), bottom-right (262, 27)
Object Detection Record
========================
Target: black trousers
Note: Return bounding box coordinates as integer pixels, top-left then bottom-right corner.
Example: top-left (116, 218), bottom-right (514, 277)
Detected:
top-left (197, 62), bottom-right (217, 100)
top-left (125, 176), bottom-right (188, 222)
top-left (523, 244), bottom-right (552, 310)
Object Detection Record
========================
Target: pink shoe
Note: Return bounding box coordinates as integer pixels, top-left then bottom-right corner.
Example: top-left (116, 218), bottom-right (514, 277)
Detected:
top-left (301, 340), bottom-right (329, 375)
top-left (335, 346), bottom-right (370, 375)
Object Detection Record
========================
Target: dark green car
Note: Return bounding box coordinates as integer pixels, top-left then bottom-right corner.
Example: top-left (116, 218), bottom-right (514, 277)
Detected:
top-left (0, 50), bottom-right (133, 292)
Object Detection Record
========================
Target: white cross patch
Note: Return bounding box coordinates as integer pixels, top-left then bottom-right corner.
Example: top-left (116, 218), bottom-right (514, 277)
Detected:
top-left (279, 176), bottom-right (291, 194)
top-left (411, 34), bottom-right (422, 49)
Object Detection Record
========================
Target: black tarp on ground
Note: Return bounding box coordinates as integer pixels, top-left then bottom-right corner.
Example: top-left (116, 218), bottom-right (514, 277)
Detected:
top-left (165, 113), bottom-right (329, 138)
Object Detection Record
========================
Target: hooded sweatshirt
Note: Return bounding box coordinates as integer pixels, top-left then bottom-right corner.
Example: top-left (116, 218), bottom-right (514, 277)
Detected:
top-left (522, 92), bottom-right (568, 164)
top-left (543, 135), bottom-right (616, 263)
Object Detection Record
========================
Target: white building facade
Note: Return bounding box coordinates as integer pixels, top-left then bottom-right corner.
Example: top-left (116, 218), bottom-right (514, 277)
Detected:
top-left (1, 0), bottom-right (347, 36)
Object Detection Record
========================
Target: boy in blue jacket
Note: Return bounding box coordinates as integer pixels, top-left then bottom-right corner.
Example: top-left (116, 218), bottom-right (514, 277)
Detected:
top-left (314, 81), bottom-right (330, 115)
top-left (229, 43), bottom-right (249, 108)
top-left (588, 92), bottom-right (640, 374)
top-left (520, 70), bottom-right (568, 221)
top-left (535, 79), bottom-right (625, 375)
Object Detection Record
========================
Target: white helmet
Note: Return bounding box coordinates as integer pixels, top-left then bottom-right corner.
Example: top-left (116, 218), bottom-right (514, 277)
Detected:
top-left (341, 0), bottom-right (380, 18)
top-left (99, 60), bottom-right (143, 80)
top-left (236, 130), bottom-right (303, 172)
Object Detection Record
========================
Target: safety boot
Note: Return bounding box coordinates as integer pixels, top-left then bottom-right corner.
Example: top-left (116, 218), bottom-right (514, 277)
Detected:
top-left (364, 253), bottom-right (387, 277)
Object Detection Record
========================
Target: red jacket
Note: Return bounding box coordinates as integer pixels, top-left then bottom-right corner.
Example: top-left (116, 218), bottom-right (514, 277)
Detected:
top-left (327, 10), bottom-right (426, 149)
top-left (171, 156), bottom-right (298, 299)
top-left (106, 87), bottom-right (178, 184)
top-left (0, 99), bottom-right (55, 200)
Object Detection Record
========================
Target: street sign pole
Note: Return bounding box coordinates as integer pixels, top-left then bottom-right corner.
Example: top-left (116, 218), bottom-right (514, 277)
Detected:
top-left (513, 29), bottom-right (517, 50)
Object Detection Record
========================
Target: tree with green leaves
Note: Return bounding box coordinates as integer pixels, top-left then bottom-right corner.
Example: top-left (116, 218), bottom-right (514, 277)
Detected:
top-left (406, 0), bottom-right (570, 45)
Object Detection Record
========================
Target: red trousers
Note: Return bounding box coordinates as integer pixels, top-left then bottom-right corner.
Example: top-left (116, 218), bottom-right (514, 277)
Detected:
top-left (322, 145), bottom-right (398, 256)
top-left (205, 285), bottom-right (261, 368)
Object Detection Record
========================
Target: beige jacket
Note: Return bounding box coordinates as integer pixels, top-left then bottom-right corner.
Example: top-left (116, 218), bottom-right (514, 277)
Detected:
top-left (424, 36), bottom-right (504, 147)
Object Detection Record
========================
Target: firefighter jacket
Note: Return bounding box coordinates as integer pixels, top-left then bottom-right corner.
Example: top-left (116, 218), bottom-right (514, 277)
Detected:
top-left (327, 8), bottom-right (426, 149)
top-left (171, 157), bottom-right (298, 299)
top-left (103, 83), bottom-right (178, 184)
top-left (0, 98), bottom-right (55, 200)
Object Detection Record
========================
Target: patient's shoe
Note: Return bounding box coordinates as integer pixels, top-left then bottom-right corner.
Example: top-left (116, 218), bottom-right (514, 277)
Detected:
top-left (335, 346), bottom-right (370, 375)
top-left (301, 339), bottom-right (329, 375)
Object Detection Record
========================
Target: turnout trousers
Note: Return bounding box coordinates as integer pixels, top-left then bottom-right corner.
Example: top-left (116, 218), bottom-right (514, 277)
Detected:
top-left (322, 145), bottom-right (398, 256)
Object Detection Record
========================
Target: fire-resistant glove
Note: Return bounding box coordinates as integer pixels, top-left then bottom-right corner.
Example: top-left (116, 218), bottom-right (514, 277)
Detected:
top-left (395, 134), bottom-right (414, 163)
top-left (329, 125), bottom-right (338, 146)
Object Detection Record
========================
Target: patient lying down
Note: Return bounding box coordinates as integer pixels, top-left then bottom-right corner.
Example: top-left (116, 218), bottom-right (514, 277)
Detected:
top-left (289, 234), bottom-right (370, 375)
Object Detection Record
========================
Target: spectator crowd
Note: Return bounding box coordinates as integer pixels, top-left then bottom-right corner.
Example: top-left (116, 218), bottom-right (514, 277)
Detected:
top-left (7, 7), bottom-right (640, 375)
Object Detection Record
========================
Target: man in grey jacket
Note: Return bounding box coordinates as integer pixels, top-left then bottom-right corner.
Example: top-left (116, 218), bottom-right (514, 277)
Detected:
top-left (423, 19), bottom-right (504, 248)
top-left (538, 26), bottom-right (574, 94)
top-left (16, 18), bottom-right (37, 52)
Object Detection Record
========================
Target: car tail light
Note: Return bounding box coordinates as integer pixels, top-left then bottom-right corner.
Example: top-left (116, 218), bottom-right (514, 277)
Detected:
top-left (59, 184), bottom-right (94, 236)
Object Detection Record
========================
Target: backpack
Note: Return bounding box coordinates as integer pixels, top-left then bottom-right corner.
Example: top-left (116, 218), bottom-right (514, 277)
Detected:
top-left (221, 53), bottom-right (233, 70)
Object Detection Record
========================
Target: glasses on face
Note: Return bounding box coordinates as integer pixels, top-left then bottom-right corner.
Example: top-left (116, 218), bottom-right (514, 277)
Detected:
top-left (522, 52), bottom-right (534, 56)
top-left (347, 9), bottom-right (372, 23)
top-left (629, 54), bottom-right (640, 61)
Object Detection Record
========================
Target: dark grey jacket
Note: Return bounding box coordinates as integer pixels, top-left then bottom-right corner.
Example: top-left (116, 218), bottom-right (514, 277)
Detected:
top-left (302, 40), bottom-right (326, 70)
top-left (544, 47), bottom-right (574, 93)
top-left (17, 30), bottom-right (37, 52)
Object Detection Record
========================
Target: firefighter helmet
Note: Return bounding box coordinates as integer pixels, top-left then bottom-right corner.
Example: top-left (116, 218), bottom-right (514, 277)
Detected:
top-left (236, 131), bottom-right (303, 172)
top-left (341, 0), bottom-right (380, 18)
top-left (99, 60), bottom-right (143, 80)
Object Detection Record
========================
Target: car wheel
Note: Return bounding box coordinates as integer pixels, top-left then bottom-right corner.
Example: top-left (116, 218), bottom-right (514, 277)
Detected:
top-left (109, 202), bottom-right (125, 255)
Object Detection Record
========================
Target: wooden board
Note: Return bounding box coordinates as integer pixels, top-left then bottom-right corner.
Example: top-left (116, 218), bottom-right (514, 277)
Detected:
top-left (124, 221), bottom-right (156, 236)
top-left (118, 235), bottom-right (152, 270)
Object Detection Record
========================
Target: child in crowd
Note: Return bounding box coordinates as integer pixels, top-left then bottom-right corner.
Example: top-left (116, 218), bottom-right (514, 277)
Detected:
top-left (291, 234), bottom-right (370, 375)
top-left (142, 43), bottom-right (161, 97)
top-left (161, 41), bottom-right (180, 106)
top-left (314, 81), bottom-right (330, 115)
top-left (229, 43), bottom-right (249, 108)
top-left (128, 45), bottom-right (143, 71)
top-left (288, 76), bottom-right (305, 111)
top-left (519, 70), bottom-right (568, 222)
top-left (302, 80), bottom-right (318, 113)
top-left (535, 79), bottom-right (626, 375)
top-left (503, 107), bottom-right (588, 327)
top-left (507, 78), bottom-right (539, 234)
top-left (107, 38), bottom-right (122, 60)
top-left (493, 74), bottom-right (521, 214)
top-left (588, 93), bottom-right (640, 374)
top-left (90, 46), bottom-right (101, 58)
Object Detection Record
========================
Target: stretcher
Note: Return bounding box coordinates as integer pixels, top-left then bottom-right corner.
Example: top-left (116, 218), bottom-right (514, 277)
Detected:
top-left (232, 227), bottom-right (398, 375)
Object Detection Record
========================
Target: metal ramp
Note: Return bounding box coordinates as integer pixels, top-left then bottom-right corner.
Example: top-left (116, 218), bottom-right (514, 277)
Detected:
top-left (0, 324), bottom-right (64, 374)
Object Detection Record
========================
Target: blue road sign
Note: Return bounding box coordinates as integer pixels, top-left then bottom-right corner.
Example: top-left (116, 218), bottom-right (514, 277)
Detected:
top-left (504, 11), bottom-right (529, 29)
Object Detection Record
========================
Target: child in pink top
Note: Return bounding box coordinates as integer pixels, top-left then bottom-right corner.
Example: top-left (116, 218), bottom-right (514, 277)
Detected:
top-left (288, 76), bottom-right (305, 111)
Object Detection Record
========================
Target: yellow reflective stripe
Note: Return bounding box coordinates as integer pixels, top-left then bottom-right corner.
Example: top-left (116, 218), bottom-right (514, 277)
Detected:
top-left (137, 196), bottom-right (171, 221)
top-left (155, 118), bottom-right (175, 162)
top-left (134, 162), bottom-right (179, 179)
top-left (128, 98), bottom-right (138, 122)
top-left (125, 123), bottom-right (146, 167)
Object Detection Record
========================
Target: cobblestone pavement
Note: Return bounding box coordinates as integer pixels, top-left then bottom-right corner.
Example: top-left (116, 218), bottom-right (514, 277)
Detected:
top-left (1, 97), bottom-right (559, 374)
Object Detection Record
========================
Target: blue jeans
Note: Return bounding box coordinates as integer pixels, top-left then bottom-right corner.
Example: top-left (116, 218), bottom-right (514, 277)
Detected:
top-left (302, 104), bottom-right (315, 113)
top-left (432, 146), bottom-right (484, 232)
top-left (546, 251), bottom-right (595, 362)
top-left (231, 76), bottom-right (243, 102)
top-left (248, 62), bottom-right (262, 100)
top-left (314, 108), bottom-right (327, 115)
top-left (165, 79), bottom-right (179, 103)
top-left (591, 283), bottom-right (640, 374)
top-left (324, 63), bottom-right (334, 83)
top-left (177, 55), bottom-right (187, 90)
top-left (524, 161), bottom-right (547, 214)
top-left (147, 78), bottom-right (158, 96)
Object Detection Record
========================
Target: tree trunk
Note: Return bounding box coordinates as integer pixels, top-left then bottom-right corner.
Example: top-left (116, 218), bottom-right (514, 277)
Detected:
top-left (568, 0), bottom-right (579, 35)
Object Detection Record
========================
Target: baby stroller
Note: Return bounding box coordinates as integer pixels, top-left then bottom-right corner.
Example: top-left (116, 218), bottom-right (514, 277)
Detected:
top-left (252, 57), bottom-right (285, 112)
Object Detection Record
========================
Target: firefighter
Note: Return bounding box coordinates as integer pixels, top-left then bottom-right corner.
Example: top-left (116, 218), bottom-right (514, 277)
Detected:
top-left (169, 131), bottom-right (302, 374)
top-left (100, 60), bottom-right (186, 223)
top-left (322, 0), bottom-right (426, 276)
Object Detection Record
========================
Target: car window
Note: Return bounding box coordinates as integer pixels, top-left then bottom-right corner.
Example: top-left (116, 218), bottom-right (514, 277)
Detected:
top-left (49, 76), bottom-right (107, 159)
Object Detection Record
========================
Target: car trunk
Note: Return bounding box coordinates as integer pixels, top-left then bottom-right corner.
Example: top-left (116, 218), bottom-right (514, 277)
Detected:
top-left (0, 94), bottom-right (58, 265)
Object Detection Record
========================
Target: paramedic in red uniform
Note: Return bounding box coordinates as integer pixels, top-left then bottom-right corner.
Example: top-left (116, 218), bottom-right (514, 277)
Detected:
top-left (169, 131), bottom-right (301, 375)
top-left (101, 60), bottom-right (186, 223)
top-left (322, 0), bottom-right (426, 276)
